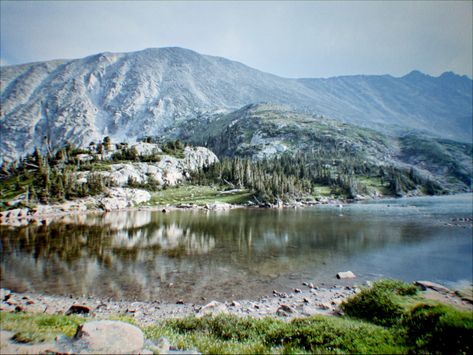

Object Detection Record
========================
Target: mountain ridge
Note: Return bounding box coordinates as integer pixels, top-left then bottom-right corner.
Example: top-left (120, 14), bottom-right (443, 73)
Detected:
top-left (1, 47), bottom-right (472, 162)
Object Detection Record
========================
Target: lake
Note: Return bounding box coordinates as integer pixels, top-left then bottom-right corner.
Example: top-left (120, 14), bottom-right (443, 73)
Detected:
top-left (1, 194), bottom-right (471, 303)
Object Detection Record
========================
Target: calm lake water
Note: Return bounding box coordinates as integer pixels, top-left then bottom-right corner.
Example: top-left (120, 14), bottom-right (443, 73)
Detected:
top-left (1, 194), bottom-right (472, 303)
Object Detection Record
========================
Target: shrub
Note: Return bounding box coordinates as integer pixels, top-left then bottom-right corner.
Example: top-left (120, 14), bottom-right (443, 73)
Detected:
top-left (402, 303), bottom-right (473, 353)
top-left (373, 279), bottom-right (418, 296)
top-left (340, 279), bottom-right (417, 326)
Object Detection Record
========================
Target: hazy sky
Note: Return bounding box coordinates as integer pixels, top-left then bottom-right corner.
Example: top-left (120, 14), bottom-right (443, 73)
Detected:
top-left (1, 1), bottom-right (472, 78)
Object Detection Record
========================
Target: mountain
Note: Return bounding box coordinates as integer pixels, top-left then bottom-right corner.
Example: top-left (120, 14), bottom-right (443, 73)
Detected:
top-left (171, 103), bottom-right (472, 193)
top-left (1, 47), bottom-right (472, 162)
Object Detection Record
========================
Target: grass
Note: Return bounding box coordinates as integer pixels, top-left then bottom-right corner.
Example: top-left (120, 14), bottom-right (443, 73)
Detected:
top-left (341, 279), bottom-right (473, 353)
top-left (0, 312), bottom-right (84, 343)
top-left (148, 185), bottom-right (254, 206)
top-left (312, 185), bottom-right (332, 198)
top-left (356, 176), bottom-right (391, 196)
top-left (144, 314), bottom-right (405, 354)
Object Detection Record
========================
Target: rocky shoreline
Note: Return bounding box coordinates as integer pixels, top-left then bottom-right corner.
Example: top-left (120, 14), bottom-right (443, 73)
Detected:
top-left (2, 279), bottom-right (472, 326)
top-left (0, 187), bottom-right (351, 227)
top-left (1, 280), bottom-right (472, 354)
top-left (0, 282), bottom-right (357, 326)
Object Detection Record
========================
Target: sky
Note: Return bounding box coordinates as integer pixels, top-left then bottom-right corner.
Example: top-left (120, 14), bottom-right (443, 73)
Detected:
top-left (0, 1), bottom-right (472, 78)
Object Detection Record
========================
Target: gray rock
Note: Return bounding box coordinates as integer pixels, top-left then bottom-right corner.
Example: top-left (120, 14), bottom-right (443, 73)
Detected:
top-left (72, 320), bottom-right (144, 354)
top-left (336, 271), bottom-right (356, 279)
top-left (415, 280), bottom-right (451, 294)
top-left (98, 188), bottom-right (151, 211)
top-left (276, 304), bottom-right (296, 316)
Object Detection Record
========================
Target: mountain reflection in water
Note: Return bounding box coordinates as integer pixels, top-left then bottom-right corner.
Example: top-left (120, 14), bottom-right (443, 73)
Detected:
top-left (1, 194), bottom-right (471, 302)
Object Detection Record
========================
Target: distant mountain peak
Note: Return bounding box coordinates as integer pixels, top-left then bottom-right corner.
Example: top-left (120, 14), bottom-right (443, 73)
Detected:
top-left (403, 70), bottom-right (430, 79)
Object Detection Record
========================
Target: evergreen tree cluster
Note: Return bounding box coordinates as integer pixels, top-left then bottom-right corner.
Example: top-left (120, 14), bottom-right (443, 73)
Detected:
top-left (191, 152), bottom-right (444, 204)
top-left (1, 146), bottom-right (113, 206)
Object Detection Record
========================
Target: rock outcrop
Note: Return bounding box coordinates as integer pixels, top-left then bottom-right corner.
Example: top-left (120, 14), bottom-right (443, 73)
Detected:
top-left (77, 146), bottom-right (218, 187)
top-left (98, 188), bottom-right (151, 211)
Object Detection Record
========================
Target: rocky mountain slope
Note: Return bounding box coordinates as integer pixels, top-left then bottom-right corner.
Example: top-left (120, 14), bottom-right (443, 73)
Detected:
top-left (1, 47), bottom-right (471, 162)
top-left (173, 103), bottom-right (472, 193)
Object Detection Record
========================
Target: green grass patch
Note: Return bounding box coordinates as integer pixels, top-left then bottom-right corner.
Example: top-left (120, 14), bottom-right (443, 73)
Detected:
top-left (0, 312), bottom-right (84, 343)
top-left (341, 279), bottom-right (473, 353)
top-left (356, 176), bottom-right (390, 195)
top-left (312, 185), bottom-right (332, 198)
top-left (149, 185), bottom-right (254, 206)
top-left (144, 313), bottom-right (405, 354)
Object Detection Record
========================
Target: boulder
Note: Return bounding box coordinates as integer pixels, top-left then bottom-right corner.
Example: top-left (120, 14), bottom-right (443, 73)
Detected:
top-left (98, 188), bottom-right (151, 211)
top-left (336, 271), bottom-right (356, 279)
top-left (71, 320), bottom-right (144, 354)
top-left (415, 280), bottom-right (451, 294)
top-left (66, 304), bottom-right (91, 315)
top-left (276, 304), bottom-right (297, 316)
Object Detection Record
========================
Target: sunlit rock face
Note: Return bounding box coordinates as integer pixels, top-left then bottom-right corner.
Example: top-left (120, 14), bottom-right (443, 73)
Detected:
top-left (76, 146), bottom-right (218, 188)
top-left (1, 47), bottom-right (471, 162)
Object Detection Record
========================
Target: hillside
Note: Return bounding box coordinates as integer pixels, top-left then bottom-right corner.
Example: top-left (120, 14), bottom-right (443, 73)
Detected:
top-left (171, 103), bottom-right (472, 195)
top-left (1, 47), bottom-right (471, 162)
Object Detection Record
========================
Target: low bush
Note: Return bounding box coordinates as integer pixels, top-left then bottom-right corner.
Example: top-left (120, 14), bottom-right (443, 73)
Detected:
top-left (402, 303), bottom-right (473, 354)
top-left (340, 280), bottom-right (410, 326)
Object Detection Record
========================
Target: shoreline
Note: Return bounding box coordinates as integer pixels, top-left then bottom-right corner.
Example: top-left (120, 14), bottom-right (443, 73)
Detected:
top-left (1, 279), bottom-right (472, 327)
top-left (0, 192), bottom-right (349, 227)
top-left (1, 283), bottom-right (358, 325)
top-left (3, 190), bottom-right (471, 227)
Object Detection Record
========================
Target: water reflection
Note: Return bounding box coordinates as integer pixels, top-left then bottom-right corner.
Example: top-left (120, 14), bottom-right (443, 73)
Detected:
top-left (1, 195), bottom-right (471, 302)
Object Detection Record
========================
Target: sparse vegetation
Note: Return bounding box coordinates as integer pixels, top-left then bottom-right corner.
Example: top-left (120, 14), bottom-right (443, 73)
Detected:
top-left (148, 185), bottom-right (253, 205)
top-left (191, 152), bottom-right (446, 204)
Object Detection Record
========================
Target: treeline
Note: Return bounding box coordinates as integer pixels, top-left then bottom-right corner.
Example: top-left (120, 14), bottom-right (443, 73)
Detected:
top-left (0, 146), bottom-right (113, 205)
top-left (191, 152), bottom-right (445, 203)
